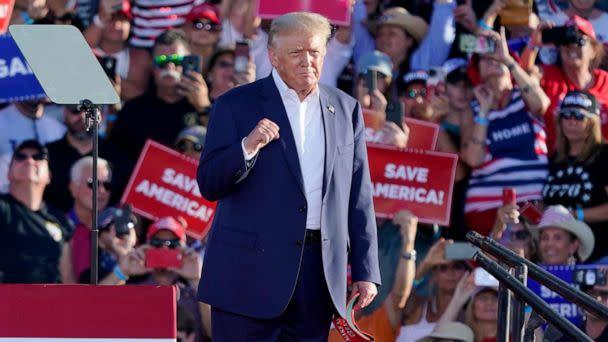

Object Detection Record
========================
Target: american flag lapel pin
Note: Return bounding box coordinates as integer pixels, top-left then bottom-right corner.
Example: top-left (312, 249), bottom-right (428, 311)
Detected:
top-left (327, 105), bottom-right (335, 114)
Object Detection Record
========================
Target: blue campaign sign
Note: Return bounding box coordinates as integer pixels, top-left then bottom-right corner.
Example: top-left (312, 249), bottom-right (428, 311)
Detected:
top-left (0, 33), bottom-right (45, 103)
top-left (528, 265), bottom-right (584, 326)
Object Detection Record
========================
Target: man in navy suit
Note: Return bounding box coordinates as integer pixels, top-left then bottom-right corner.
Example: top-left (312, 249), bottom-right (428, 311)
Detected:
top-left (197, 12), bottom-right (381, 340)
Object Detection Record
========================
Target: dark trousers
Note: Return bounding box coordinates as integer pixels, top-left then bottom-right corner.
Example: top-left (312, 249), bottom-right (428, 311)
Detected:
top-left (211, 241), bottom-right (335, 341)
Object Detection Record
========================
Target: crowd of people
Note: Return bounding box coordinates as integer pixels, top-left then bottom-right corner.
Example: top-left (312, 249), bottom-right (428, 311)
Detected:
top-left (2, 0), bottom-right (608, 340)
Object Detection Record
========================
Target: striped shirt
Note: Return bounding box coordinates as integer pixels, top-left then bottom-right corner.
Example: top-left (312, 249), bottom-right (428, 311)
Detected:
top-left (465, 89), bottom-right (548, 213)
top-left (129, 0), bottom-right (194, 48)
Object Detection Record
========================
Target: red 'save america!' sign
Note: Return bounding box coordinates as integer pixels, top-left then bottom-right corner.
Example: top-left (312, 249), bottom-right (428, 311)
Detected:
top-left (0, 0), bottom-right (14, 34)
top-left (367, 144), bottom-right (458, 225)
top-left (121, 140), bottom-right (215, 239)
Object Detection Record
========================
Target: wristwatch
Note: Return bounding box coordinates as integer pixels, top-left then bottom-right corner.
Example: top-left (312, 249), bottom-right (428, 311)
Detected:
top-left (402, 250), bottom-right (417, 261)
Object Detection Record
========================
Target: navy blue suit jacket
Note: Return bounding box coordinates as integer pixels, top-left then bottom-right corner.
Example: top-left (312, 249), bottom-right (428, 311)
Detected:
top-left (196, 75), bottom-right (380, 319)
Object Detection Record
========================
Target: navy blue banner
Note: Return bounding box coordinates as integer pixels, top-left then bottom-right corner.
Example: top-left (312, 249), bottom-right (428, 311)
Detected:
top-left (0, 33), bottom-right (45, 103)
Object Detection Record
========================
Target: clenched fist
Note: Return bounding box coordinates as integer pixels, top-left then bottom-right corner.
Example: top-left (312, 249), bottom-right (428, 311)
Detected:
top-left (243, 119), bottom-right (280, 155)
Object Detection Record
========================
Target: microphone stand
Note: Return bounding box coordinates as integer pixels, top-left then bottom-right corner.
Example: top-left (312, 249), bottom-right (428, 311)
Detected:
top-left (473, 251), bottom-right (593, 342)
top-left (467, 231), bottom-right (608, 320)
top-left (81, 99), bottom-right (100, 285)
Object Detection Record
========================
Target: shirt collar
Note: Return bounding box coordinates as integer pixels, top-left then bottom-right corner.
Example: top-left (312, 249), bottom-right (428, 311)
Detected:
top-left (271, 69), bottom-right (319, 103)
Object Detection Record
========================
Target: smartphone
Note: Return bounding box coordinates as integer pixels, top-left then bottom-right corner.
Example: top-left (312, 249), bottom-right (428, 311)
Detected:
top-left (113, 204), bottom-right (134, 236)
top-left (365, 70), bottom-right (378, 94)
top-left (520, 202), bottom-right (543, 225)
top-left (459, 34), bottom-right (496, 54)
top-left (475, 267), bottom-right (499, 287)
top-left (385, 100), bottom-right (404, 131)
top-left (576, 268), bottom-right (607, 287)
top-left (182, 55), bottom-right (203, 78)
top-left (234, 39), bottom-right (251, 73)
top-left (100, 56), bottom-right (117, 79)
top-left (445, 242), bottom-right (478, 260)
top-left (503, 188), bottom-right (516, 206)
top-left (145, 248), bottom-right (183, 269)
top-left (542, 26), bottom-right (580, 45)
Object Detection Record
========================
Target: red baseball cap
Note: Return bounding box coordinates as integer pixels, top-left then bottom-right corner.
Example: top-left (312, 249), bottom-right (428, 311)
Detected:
top-left (147, 217), bottom-right (186, 241)
top-left (186, 3), bottom-right (220, 24)
top-left (566, 15), bottom-right (596, 41)
top-left (112, 0), bottom-right (133, 21)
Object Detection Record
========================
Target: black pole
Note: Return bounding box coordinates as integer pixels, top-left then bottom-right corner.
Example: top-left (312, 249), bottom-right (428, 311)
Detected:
top-left (497, 279), bottom-right (511, 342)
top-left (467, 231), bottom-right (608, 320)
top-left (82, 100), bottom-right (99, 285)
top-left (511, 264), bottom-right (527, 342)
top-left (473, 252), bottom-right (593, 342)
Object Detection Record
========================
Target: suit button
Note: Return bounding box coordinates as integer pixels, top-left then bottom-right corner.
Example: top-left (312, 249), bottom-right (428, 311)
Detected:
top-left (295, 240), bottom-right (303, 246)
top-left (299, 205), bottom-right (307, 213)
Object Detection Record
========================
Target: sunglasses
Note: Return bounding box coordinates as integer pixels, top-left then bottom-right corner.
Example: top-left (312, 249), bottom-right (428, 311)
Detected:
top-left (153, 54), bottom-right (185, 68)
top-left (559, 109), bottom-right (590, 121)
top-left (13, 152), bottom-right (46, 162)
top-left (434, 262), bottom-right (468, 272)
top-left (404, 88), bottom-right (427, 99)
top-left (561, 36), bottom-right (590, 47)
top-left (512, 229), bottom-right (531, 241)
top-left (150, 238), bottom-right (182, 249)
top-left (177, 140), bottom-right (203, 153)
top-left (86, 178), bottom-right (112, 191)
top-left (193, 20), bottom-right (221, 32)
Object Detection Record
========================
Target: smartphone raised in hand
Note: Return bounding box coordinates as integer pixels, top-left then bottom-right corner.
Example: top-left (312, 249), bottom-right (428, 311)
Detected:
top-left (99, 56), bottom-right (117, 79)
top-left (182, 55), bottom-right (202, 78)
top-left (234, 40), bottom-right (251, 73)
top-left (445, 242), bottom-right (478, 260)
top-left (459, 34), bottom-right (496, 54)
top-left (145, 248), bottom-right (183, 269)
top-left (364, 70), bottom-right (378, 95)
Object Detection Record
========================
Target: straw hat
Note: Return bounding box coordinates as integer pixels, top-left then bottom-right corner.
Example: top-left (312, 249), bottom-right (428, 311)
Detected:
top-left (530, 205), bottom-right (595, 262)
top-left (417, 321), bottom-right (474, 342)
top-left (366, 7), bottom-right (429, 43)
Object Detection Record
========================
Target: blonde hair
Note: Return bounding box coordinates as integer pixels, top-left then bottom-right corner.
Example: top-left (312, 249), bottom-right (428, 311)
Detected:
top-left (267, 12), bottom-right (332, 48)
top-left (465, 289), bottom-right (498, 342)
top-left (554, 114), bottom-right (603, 164)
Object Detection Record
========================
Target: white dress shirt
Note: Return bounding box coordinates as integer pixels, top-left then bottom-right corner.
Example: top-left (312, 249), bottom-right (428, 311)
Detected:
top-left (242, 69), bottom-right (325, 229)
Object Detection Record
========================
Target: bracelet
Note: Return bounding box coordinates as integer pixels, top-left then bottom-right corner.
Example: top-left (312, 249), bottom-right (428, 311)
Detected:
top-left (474, 115), bottom-right (490, 125)
top-left (113, 265), bottom-right (127, 281)
top-left (402, 250), bottom-right (417, 261)
top-left (93, 14), bottom-right (105, 28)
top-left (478, 19), bottom-right (492, 31)
top-left (576, 207), bottom-right (585, 221)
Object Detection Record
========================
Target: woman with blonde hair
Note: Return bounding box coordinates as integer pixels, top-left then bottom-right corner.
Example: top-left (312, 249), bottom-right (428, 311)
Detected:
top-left (464, 287), bottom-right (498, 342)
top-left (542, 91), bottom-right (608, 262)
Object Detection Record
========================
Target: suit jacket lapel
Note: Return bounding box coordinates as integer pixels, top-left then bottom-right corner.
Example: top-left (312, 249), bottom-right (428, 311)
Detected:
top-left (261, 76), bottom-right (305, 195)
top-left (320, 90), bottom-right (337, 198)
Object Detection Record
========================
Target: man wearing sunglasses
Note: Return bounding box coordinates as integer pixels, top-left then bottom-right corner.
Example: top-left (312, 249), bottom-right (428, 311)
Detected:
top-left (44, 104), bottom-right (130, 212)
top-left (175, 125), bottom-right (206, 160)
top-left (0, 99), bottom-right (65, 195)
top-left (64, 156), bottom-right (112, 281)
top-left (110, 29), bottom-right (211, 163)
top-left (0, 140), bottom-right (72, 284)
top-left (198, 12), bottom-right (380, 340)
top-left (397, 70), bottom-right (432, 121)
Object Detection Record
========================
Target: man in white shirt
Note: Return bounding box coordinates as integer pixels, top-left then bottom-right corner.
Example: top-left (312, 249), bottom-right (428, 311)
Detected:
top-left (197, 11), bottom-right (380, 340)
top-left (0, 100), bottom-right (65, 194)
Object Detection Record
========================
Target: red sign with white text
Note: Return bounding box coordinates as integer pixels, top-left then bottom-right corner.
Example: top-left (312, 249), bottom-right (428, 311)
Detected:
top-left (121, 140), bottom-right (215, 239)
top-left (367, 145), bottom-right (458, 225)
top-left (403, 117), bottom-right (439, 150)
top-left (363, 108), bottom-right (385, 144)
top-left (0, 0), bottom-right (15, 34)
top-left (256, 0), bottom-right (351, 26)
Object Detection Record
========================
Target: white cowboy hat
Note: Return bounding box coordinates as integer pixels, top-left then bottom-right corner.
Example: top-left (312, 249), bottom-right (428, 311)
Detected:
top-left (530, 205), bottom-right (595, 262)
